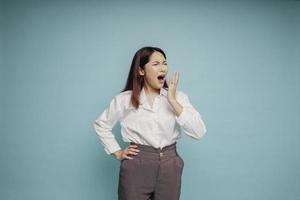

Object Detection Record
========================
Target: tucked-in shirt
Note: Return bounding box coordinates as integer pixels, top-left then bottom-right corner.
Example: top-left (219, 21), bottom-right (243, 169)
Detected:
top-left (93, 86), bottom-right (207, 155)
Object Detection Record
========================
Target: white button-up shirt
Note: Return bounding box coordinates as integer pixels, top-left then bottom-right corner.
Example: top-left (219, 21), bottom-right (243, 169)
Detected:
top-left (93, 86), bottom-right (207, 155)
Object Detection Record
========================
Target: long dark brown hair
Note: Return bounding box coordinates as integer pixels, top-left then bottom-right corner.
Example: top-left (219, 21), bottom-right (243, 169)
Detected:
top-left (121, 46), bottom-right (169, 110)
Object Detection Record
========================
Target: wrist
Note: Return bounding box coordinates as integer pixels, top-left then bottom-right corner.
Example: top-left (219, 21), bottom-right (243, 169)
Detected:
top-left (168, 98), bottom-right (177, 103)
top-left (113, 150), bottom-right (123, 160)
top-left (168, 98), bottom-right (178, 106)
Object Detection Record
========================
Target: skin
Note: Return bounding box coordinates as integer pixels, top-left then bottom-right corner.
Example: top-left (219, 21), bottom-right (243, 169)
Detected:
top-left (114, 51), bottom-right (183, 160)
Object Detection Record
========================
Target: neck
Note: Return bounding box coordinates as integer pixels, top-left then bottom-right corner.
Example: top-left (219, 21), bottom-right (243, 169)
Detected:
top-left (143, 84), bottom-right (160, 96)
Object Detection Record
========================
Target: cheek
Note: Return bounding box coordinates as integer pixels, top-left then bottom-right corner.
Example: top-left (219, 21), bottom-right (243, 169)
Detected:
top-left (146, 70), bottom-right (157, 80)
top-left (144, 73), bottom-right (155, 82)
top-left (146, 75), bottom-right (156, 82)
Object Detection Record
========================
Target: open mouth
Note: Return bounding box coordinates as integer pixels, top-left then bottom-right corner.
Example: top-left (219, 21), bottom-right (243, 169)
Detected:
top-left (157, 74), bottom-right (166, 81)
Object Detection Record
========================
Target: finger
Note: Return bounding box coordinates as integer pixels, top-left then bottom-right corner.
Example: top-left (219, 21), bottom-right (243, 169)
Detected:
top-left (168, 77), bottom-right (172, 86)
top-left (129, 148), bottom-right (140, 152)
top-left (128, 147), bottom-right (138, 150)
top-left (124, 155), bottom-right (134, 159)
top-left (127, 149), bottom-right (139, 155)
top-left (125, 147), bottom-right (138, 154)
top-left (171, 72), bottom-right (177, 86)
top-left (122, 151), bottom-right (131, 159)
top-left (128, 150), bottom-right (138, 155)
top-left (169, 74), bottom-right (175, 86)
top-left (172, 72), bottom-right (176, 83)
top-left (127, 145), bottom-right (138, 149)
top-left (175, 71), bottom-right (179, 84)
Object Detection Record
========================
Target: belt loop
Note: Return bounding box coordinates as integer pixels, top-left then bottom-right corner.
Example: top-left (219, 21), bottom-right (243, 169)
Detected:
top-left (159, 147), bottom-right (163, 159)
top-left (159, 151), bottom-right (163, 159)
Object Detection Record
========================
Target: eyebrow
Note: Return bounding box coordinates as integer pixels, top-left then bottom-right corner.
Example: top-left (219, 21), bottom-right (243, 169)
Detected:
top-left (151, 60), bottom-right (167, 63)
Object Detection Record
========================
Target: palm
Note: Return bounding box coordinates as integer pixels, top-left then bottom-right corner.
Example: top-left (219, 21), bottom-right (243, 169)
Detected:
top-left (167, 71), bottom-right (179, 102)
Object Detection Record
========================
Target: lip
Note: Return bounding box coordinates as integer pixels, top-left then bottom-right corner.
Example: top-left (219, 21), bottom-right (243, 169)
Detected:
top-left (157, 74), bottom-right (166, 77)
top-left (157, 74), bottom-right (166, 79)
top-left (158, 77), bottom-right (166, 83)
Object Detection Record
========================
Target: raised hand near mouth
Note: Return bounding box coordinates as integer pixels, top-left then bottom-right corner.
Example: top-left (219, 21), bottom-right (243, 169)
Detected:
top-left (167, 71), bottom-right (179, 103)
top-left (167, 71), bottom-right (184, 118)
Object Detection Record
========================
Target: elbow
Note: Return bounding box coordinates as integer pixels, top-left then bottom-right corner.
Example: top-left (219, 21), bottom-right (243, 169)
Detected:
top-left (197, 117), bottom-right (207, 139)
top-left (191, 111), bottom-right (207, 139)
top-left (93, 119), bottom-right (112, 135)
top-left (93, 121), bottom-right (100, 135)
top-left (194, 129), bottom-right (207, 139)
top-left (183, 116), bottom-right (207, 139)
top-left (93, 120), bottom-right (106, 135)
top-left (194, 123), bottom-right (207, 139)
top-left (93, 121), bottom-right (98, 132)
top-left (93, 120), bottom-right (99, 131)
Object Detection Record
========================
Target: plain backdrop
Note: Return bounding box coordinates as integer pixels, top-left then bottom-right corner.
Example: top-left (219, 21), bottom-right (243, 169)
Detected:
top-left (1, 0), bottom-right (299, 199)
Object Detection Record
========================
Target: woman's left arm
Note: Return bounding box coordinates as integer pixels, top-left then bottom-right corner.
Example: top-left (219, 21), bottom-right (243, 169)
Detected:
top-left (169, 91), bottom-right (207, 139)
top-left (167, 71), bottom-right (207, 139)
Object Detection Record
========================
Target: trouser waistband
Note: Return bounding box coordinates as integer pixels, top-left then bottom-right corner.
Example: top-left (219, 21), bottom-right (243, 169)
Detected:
top-left (129, 142), bottom-right (177, 153)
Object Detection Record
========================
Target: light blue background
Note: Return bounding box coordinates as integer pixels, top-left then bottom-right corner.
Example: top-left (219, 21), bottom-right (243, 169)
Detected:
top-left (1, 0), bottom-right (299, 199)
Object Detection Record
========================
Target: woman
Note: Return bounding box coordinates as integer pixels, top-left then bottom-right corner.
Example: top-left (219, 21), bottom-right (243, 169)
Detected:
top-left (93, 46), bottom-right (207, 200)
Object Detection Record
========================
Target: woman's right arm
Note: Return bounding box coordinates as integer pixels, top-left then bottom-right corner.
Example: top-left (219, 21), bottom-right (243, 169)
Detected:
top-left (93, 93), bottom-right (140, 160)
top-left (93, 95), bottom-right (123, 156)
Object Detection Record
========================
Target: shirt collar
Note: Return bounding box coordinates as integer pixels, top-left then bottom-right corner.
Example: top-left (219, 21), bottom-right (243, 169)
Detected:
top-left (140, 86), bottom-right (168, 105)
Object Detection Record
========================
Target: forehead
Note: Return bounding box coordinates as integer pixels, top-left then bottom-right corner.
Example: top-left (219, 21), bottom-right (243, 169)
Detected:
top-left (149, 51), bottom-right (166, 62)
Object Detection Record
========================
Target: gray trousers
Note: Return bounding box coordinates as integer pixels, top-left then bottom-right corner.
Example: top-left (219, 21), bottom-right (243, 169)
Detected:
top-left (118, 142), bottom-right (184, 200)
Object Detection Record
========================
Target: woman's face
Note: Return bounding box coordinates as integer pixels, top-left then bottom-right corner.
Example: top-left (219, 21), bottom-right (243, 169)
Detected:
top-left (139, 51), bottom-right (168, 91)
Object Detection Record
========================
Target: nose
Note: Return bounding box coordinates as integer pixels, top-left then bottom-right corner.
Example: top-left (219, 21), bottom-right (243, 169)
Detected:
top-left (160, 65), bottom-right (167, 72)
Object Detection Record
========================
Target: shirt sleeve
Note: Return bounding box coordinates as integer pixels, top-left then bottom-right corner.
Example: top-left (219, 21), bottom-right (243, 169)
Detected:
top-left (175, 91), bottom-right (207, 139)
top-left (93, 95), bottom-right (123, 155)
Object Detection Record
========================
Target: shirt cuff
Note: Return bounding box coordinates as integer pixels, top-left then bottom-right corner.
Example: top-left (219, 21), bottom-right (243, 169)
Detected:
top-left (104, 141), bottom-right (122, 155)
top-left (175, 107), bottom-right (189, 126)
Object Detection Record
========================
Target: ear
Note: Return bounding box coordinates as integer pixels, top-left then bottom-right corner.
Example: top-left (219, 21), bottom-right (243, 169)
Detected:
top-left (138, 66), bottom-right (145, 76)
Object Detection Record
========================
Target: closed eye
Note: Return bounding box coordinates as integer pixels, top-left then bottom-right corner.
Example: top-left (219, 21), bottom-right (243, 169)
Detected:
top-left (153, 63), bottom-right (167, 65)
